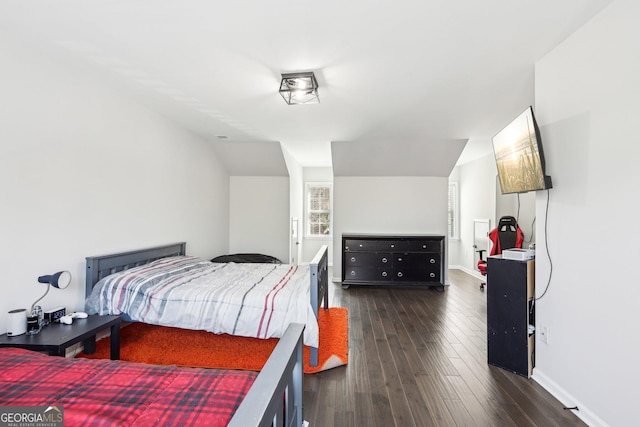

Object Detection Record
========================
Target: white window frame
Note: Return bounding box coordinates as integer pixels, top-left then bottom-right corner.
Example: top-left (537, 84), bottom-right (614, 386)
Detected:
top-left (448, 181), bottom-right (460, 240)
top-left (305, 182), bottom-right (332, 238)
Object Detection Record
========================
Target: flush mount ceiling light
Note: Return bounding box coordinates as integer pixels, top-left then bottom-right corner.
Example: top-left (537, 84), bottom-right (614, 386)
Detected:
top-left (279, 72), bottom-right (319, 105)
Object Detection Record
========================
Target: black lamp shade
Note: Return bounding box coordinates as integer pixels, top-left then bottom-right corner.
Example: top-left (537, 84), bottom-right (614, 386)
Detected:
top-left (38, 271), bottom-right (71, 289)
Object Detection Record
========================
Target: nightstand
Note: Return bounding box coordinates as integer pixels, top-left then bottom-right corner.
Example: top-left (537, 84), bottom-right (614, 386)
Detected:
top-left (0, 314), bottom-right (121, 359)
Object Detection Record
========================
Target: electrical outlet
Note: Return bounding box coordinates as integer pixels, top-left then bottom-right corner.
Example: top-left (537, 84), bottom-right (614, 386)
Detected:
top-left (540, 325), bottom-right (549, 344)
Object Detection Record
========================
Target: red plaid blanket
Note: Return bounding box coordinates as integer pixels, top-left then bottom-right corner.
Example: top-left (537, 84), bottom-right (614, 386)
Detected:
top-left (0, 347), bottom-right (256, 426)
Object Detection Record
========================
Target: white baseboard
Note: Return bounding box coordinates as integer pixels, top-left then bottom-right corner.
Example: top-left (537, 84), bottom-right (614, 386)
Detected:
top-left (448, 265), bottom-right (485, 281)
top-left (533, 369), bottom-right (609, 427)
top-left (448, 265), bottom-right (608, 426)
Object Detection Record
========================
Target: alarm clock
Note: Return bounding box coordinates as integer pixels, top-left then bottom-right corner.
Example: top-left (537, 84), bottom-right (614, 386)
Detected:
top-left (45, 307), bottom-right (66, 323)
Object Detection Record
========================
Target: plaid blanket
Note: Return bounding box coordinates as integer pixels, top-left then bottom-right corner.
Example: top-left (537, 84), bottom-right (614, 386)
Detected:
top-left (0, 347), bottom-right (256, 426)
top-left (85, 256), bottom-right (319, 347)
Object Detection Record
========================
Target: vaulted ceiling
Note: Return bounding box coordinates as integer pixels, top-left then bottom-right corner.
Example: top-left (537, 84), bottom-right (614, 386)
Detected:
top-left (0, 0), bottom-right (612, 175)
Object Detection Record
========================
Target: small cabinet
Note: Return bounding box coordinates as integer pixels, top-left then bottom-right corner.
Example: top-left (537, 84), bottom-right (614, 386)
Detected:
top-left (342, 234), bottom-right (445, 290)
top-left (486, 256), bottom-right (535, 378)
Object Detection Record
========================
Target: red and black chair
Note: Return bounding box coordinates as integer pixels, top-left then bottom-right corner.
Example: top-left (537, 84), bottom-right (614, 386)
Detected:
top-left (477, 216), bottom-right (524, 290)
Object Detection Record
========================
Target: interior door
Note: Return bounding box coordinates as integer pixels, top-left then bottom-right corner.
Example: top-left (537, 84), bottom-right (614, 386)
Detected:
top-left (473, 219), bottom-right (491, 270)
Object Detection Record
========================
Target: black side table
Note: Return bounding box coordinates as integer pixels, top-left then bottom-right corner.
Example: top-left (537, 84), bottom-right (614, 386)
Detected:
top-left (0, 314), bottom-right (121, 359)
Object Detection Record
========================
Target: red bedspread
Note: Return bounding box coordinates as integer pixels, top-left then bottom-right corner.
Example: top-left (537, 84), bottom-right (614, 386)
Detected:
top-left (0, 347), bottom-right (257, 426)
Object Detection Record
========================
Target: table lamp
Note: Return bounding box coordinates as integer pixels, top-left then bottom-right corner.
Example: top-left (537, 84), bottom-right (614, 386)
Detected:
top-left (28, 271), bottom-right (71, 334)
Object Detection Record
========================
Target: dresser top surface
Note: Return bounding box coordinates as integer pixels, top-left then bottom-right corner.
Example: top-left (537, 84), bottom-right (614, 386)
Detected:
top-left (343, 233), bottom-right (445, 240)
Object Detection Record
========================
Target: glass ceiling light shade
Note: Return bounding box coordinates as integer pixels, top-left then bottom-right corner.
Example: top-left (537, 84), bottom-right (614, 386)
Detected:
top-left (279, 72), bottom-right (319, 105)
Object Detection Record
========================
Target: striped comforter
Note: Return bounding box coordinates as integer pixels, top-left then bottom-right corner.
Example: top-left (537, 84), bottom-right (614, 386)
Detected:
top-left (85, 256), bottom-right (319, 347)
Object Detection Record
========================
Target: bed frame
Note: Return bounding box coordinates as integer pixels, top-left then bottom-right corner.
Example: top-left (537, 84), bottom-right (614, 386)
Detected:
top-left (0, 322), bottom-right (303, 427)
top-left (85, 242), bottom-right (329, 366)
top-left (229, 322), bottom-right (303, 427)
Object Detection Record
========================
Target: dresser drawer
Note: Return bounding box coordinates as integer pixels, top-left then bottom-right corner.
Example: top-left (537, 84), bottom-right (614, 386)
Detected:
top-left (344, 239), bottom-right (407, 252)
top-left (344, 267), bottom-right (393, 282)
top-left (344, 252), bottom-right (393, 267)
top-left (394, 268), bottom-right (440, 282)
top-left (406, 240), bottom-right (442, 252)
top-left (395, 253), bottom-right (440, 268)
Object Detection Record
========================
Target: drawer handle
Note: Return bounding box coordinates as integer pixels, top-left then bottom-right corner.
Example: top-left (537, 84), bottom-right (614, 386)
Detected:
top-left (351, 257), bottom-right (356, 262)
top-left (397, 257), bottom-right (403, 262)
top-left (382, 271), bottom-right (388, 277)
top-left (382, 257), bottom-right (388, 263)
top-left (422, 244), bottom-right (427, 249)
top-left (397, 272), bottom-right (403, 278)
top-left (430, 273), bottom-right (436, 278)
top-left (390, 244), bottom-right (395, 248)
top-left (350, 271), bottom-right (356, 276)
top-left (430, 259), bottom-right (436, 264)
top-left (359, 244), bottom-right (363, 248)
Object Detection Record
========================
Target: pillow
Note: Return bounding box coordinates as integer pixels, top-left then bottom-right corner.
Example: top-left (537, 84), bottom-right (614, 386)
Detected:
top-left (210, 253), bottom-right (282, 264)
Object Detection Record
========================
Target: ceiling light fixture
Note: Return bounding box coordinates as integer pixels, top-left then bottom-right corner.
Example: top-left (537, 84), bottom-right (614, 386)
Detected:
top-left (279, 72), bottom-right (319, 105)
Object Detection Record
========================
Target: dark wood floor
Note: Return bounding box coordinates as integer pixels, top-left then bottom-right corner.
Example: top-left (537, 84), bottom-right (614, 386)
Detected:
top-left (302, 269), bottom-right (586, 427)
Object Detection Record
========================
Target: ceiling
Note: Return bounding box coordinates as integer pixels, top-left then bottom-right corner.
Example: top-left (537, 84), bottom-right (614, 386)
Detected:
top-left (0, 0), bottom-right (612, 173)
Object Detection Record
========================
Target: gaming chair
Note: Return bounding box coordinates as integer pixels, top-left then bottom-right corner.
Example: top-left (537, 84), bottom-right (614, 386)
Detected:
top-left (477, 216), bottom-right (524, 290)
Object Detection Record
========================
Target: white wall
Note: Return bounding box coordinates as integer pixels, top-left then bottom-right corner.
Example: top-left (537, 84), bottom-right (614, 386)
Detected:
top-left (282, 146), bottom-right (304, 264)
top-left (447, 166), bottom-right (462, 267)
top-left (451, 152), bottom-right (537, 276)
top-left (533, 1), bottom-right (639, 425)
top-left (333, 176), bottom-right (448, 282)
top-left (496, 180), bottom-right (537, 248)
top-left (228, 176), bottom-right (290, 263)
top-left (451, 154), bottom-right (497, 275)
top-left (0, 37), bottom-right (230, 333)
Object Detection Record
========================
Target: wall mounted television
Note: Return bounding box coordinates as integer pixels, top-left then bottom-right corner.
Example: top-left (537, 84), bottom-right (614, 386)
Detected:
top-left (492, 106), bottom-right (553, 195)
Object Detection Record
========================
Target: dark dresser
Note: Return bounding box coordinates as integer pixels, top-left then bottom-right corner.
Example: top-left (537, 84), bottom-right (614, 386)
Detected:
top-left (341, 234), bottom-right (445, 290)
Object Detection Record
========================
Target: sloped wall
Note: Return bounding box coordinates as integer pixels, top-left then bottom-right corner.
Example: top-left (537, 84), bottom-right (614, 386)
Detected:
top-left (0, 36), bottom-right (230, 331)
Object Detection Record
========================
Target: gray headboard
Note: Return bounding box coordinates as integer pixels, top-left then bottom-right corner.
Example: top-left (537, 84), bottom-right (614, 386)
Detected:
top-left (85, 242), bottom-right (186, 298)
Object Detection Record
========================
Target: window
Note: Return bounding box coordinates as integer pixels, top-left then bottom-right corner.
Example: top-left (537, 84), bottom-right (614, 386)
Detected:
top-left (448, 182), bottom-right (459, 240)
top-left (305, 183), bottom-right (332, 237)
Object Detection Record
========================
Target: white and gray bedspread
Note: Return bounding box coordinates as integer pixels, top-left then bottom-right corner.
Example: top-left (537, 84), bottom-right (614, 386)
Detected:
top-left (85, 256), bottom-right (319, 347)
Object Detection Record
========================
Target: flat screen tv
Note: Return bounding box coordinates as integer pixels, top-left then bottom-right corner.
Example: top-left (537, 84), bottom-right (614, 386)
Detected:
top-left (492, 106), bottom-right (552, 194)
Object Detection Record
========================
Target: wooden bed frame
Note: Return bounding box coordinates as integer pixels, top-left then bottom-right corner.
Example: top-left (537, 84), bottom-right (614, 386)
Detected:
top-left (229, 322), bottom-right (303, 427)
top-left (85, 242), bottom-right (329, 366)
top-left (0, 322), bottom-right (303, 427)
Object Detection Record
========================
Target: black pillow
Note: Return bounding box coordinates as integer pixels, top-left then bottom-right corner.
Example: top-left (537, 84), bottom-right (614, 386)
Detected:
top-left (210, 253), bottom-right (282, 264)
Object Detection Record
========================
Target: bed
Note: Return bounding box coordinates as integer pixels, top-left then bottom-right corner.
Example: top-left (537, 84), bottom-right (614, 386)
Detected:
top-left (0, 322), bottom-right (303, 426)
top-left (85, 242), bottom-right (329, 366)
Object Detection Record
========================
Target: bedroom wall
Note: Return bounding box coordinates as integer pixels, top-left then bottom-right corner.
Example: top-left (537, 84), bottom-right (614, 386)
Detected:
top-left (228, 176), bottom-right (290, 264)
top-left (533, 1), bottom-right (639, 425)
top-left (451, 147), bottom-right (536, 277)
top-left (332, 176), bottom-right (448, 283)
top-left (281, 145), bottom-right (304, 265)
top-left (496, 181), bottom-right (537, 249)
top-left (0, 36), bottom-right (230, 334)
top-left (452, 154), bottom-right (497, 275)
top-left (447, 166), bottom-right (462, 267)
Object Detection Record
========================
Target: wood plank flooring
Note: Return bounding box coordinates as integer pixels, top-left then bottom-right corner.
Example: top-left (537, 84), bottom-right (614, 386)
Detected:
top-left (302, 269), bottom-right (585, 427)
